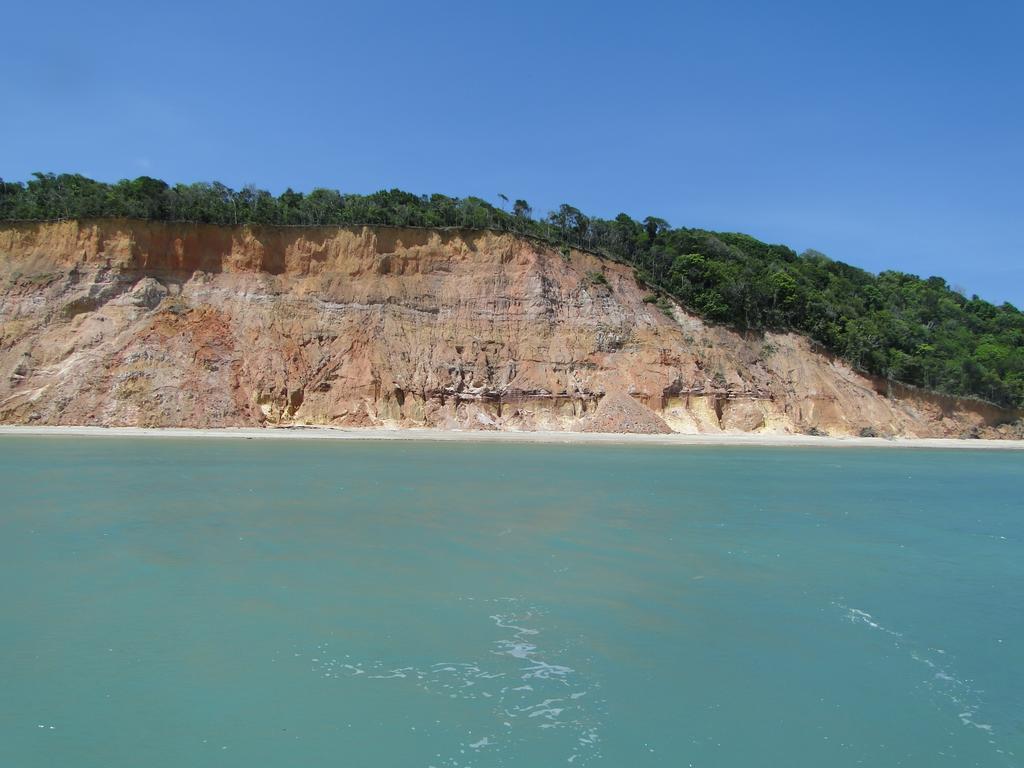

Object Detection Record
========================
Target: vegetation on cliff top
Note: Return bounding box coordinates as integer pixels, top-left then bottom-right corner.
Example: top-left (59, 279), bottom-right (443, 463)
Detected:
top-left (1, 172), bottom-right (1022, 409)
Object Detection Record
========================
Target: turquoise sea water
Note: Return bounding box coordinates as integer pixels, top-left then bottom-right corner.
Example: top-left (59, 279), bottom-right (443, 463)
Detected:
top-left (0, 437), bottom-right (1021, 767)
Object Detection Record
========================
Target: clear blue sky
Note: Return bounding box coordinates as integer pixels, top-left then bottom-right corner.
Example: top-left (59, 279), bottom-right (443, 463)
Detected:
top-left (3, 0), bottom-right (1022, 305)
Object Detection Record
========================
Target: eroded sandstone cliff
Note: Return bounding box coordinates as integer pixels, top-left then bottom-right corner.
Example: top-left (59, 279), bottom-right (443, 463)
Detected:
top-left (0, 220), bottom-right (1019, 437)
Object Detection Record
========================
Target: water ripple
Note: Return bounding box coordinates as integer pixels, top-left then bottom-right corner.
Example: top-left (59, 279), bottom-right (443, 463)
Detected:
top-left (834, 602), bottom-right (1014, 761)
top-left (303, 598), bottom-right (605, 765)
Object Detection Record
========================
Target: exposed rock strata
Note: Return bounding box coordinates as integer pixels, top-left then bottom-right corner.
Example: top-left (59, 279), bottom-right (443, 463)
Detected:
top-left (0, 220), bottom-right (1019, 438)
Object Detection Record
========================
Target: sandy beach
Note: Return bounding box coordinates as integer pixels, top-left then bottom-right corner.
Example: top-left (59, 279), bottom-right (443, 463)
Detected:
top-left (0, 424), bottom-right (1021, 450)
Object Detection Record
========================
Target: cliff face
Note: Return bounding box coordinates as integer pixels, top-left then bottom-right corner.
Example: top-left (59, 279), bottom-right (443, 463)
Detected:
top-left (0, 220), bottom-right (1019, 437)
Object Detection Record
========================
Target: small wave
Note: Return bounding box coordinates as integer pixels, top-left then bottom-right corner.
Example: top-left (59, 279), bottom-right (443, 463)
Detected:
top-left (834, 602), bottom-right (1002, 753)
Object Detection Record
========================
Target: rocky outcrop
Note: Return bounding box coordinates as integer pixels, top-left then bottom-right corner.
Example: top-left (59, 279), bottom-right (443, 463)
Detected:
top-left (0, 219), bottom-right (1019, 437)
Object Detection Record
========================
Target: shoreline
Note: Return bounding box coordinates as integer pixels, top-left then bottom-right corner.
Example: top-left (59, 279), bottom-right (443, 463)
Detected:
top-left (0, 425), bottom-right (1021, 450)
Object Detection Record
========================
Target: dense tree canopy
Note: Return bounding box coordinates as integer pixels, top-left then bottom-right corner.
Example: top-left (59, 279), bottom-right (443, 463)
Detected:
top-left (2, 172), bottom-right (1022, 409)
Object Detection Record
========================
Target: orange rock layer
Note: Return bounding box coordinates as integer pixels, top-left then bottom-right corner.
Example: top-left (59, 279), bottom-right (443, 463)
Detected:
top-left (0, 220), bottom-right (1019, 438)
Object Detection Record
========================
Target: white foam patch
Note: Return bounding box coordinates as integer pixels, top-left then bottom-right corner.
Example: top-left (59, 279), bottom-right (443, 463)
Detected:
top-left (301, 598), bottom-right (605, 765)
